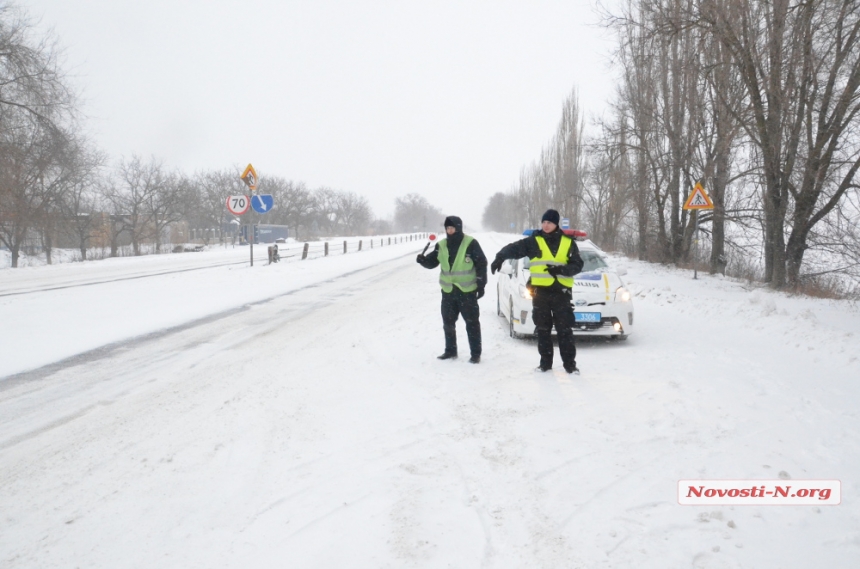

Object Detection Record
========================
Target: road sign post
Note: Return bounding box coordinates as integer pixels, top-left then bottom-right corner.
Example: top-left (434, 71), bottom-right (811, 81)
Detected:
top-left (225, 195), bottom-right (250, 255)
top-left (683, 181), bottom-right (715, 279)
top-left (240, 164), bottom-right (259, 266)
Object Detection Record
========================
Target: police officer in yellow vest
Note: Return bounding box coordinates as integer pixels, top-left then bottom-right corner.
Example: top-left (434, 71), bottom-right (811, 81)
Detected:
top-left (417, 216), bottom-right (488, 363)
top-left (490, 209), bottom-right (584, 373)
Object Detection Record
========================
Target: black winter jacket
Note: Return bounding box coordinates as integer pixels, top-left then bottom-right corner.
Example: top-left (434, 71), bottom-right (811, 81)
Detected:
top-left (419, 233), bottom-right (488, 293)
top-left (493, 229), bottom-right (584, 292)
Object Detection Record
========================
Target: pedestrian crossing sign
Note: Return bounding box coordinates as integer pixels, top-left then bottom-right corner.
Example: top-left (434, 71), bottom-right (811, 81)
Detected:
top-left (683, 182), bottom-right (714, 210)
top-left (240, 164), bottom-right (258, 191)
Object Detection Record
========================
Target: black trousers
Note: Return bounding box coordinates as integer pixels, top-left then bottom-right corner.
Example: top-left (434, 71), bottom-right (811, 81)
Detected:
top-left (441, 289), bottom-right (482, 357)
top-left (531, 287), bottom-right (576, 369)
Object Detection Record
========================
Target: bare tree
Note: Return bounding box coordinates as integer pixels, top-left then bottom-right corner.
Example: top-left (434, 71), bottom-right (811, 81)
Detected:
top-left (145, 168), bottom-right (185, 253)
top-left (482, 192), bottom-right (518, 232)
top-left (106, 156), bottom-right (163, 255)
top-left (0, 3), bottom-right (78, 267)
top-left (261, 176), bottom-right (315, 240)
top-left (553, 89), bottom-right (586, 226)
top-left (51, 140), bottom-right (103, 261)
top-left (335, 191), bottom-right (372, 235)
top-left (695, 0), bottom-right (860, 288)
top-left (585, 118), bottom-right (636, 250)
top-left (393, 193), bottom-right (443, 232)
top-left (313, 187), bottom-right (340, 235)
top-left (186, 169), bottom-right (246, 245)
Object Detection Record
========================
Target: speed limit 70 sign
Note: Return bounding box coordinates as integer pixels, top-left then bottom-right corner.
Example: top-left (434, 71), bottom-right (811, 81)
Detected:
top-left (226, 195), bottom-right (250, 215)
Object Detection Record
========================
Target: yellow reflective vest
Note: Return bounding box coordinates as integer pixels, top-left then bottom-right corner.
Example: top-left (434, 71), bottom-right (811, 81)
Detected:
top-left (529, 235), bottom-right (574, 288)
top-left (438, 235), bottom-right (478, 293)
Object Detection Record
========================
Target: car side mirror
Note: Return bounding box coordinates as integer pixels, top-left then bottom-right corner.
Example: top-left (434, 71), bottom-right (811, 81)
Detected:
top-left (499, 263), bottom-right (513, 275)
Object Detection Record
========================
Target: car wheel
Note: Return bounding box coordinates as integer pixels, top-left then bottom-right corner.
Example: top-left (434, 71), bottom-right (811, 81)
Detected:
top-left (509, 298), bottom-right (519, 339)
top-left (612, 334), bottom-right (629, 342)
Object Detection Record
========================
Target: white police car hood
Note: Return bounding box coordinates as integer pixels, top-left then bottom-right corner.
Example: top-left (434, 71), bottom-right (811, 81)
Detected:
top-left (571, 270), bottom-right (623, 307)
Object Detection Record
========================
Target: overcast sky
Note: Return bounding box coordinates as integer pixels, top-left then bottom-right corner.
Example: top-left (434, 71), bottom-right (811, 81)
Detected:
top-left (22, 0), bottom-right (617, 230)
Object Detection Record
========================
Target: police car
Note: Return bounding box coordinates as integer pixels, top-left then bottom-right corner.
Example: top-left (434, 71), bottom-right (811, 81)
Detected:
top-left (495, 230), bottom-right (634, 340)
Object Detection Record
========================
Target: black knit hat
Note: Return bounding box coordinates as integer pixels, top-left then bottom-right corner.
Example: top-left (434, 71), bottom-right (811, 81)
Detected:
top-left (541, 209), bottom-right (560, 226)
top-left (443, 216), bottom-right (463, 233)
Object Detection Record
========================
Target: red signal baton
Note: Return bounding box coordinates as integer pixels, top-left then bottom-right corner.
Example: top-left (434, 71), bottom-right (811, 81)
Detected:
top-left (421, 233), bottom-right (437, 255)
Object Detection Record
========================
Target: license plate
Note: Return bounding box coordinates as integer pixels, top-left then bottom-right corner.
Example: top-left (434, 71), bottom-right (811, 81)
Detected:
top-left (574, 312), bottom-right (601, 323)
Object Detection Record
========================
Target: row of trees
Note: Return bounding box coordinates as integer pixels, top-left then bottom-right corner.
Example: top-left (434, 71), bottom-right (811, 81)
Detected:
top-left (483, 89), bottom-right (586, 235)
top-left (486, 0), bottom-right (860, 291)
top-left (3, 149), bottom-right (398, 266)
top-left (187, 167), bottom-right (377, 244)
top-left (1, 4), bottom-right (446, 268)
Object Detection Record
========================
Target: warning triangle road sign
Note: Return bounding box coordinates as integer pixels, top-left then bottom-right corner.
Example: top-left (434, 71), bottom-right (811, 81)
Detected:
top-left (240, 164), bottom-right (258, 191)
top-left (684, 182), bottom-right (714, 210)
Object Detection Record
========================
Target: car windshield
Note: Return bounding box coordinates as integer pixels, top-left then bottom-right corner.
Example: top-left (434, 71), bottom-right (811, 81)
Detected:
top-left (580, 250), bottom-right (609, 272)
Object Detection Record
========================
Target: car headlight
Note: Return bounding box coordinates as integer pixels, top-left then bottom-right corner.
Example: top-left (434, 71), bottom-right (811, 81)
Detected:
top-left (615, 286), bottom-right (631, 303)
top-left (518, 284), bottom-right (532, 299)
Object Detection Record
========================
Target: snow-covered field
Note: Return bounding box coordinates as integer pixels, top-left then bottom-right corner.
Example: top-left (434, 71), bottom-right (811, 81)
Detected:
top-left (1, 232), bottom-right (859, 568)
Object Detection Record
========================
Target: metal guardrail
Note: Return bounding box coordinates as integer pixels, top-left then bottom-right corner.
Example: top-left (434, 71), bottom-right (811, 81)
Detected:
top-left (267, 233), bottom-right (429, 264)
top-left (1, 233), bottom-right (432, 294)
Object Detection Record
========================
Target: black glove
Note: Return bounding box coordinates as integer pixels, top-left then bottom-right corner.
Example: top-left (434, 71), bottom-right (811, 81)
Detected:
top-left (476, 286), bottom-right (485, 299)
top-left (490, 258), bottom-right (503, 274)
top-left (416, 254), bottom-right (426, 264)
top-left (546, 265), bottom-right (564, 277)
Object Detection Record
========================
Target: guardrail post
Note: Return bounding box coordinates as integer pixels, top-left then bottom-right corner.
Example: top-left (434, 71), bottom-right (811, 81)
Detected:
top-left (324, 242), bottom-right (329, 256)
top-left (302, 243), bottom-right (309, 260)
top-left (343, 240), bottom-right (347, 254)
top-left (370, 239), bottom-right (373, 248)
top-left (388, 237), bottom-right (391, 245)
top-left (358, 240), bottom-right (362, 251)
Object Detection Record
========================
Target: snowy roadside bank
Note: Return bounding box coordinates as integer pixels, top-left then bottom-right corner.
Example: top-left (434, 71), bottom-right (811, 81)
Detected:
top-left (0, 239), bottom-right (423, 379)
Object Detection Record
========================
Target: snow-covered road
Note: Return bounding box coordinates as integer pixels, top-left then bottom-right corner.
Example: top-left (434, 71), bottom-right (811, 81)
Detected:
top-left (2, 233), bottom-right (859, 568)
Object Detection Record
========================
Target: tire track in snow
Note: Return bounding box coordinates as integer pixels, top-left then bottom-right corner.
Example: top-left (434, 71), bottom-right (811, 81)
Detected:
top-left (0, 251), bottom-right (415, 387)
top-left (0, 252), bottom-right (415, 452)
top-left (0, 260), bottom-right (249, 297)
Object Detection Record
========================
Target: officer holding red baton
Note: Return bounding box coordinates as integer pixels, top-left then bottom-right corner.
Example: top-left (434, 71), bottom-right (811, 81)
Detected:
top-left (417, 216), bottom-right (487, 363)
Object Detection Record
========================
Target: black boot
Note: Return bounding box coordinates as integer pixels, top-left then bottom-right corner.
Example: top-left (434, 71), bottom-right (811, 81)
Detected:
top-left (437, 352), bottom-right (457, 360)
top-left (469, 355), bottom-right (480, 364)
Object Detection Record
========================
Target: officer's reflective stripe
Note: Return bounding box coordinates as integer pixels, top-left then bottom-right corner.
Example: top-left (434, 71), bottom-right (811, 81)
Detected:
top-left (438, 235), bottom-right (478, 293)
top-left (445, 277), bottom-right (478, 287)
top-left (529, 260), bottom-right (565, 267)
top-left (529, 236), bottom-right (574, 288)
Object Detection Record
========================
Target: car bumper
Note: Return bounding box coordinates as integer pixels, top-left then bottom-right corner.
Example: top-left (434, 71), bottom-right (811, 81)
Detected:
top-left (510, 303), bottom-right (634, 338)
